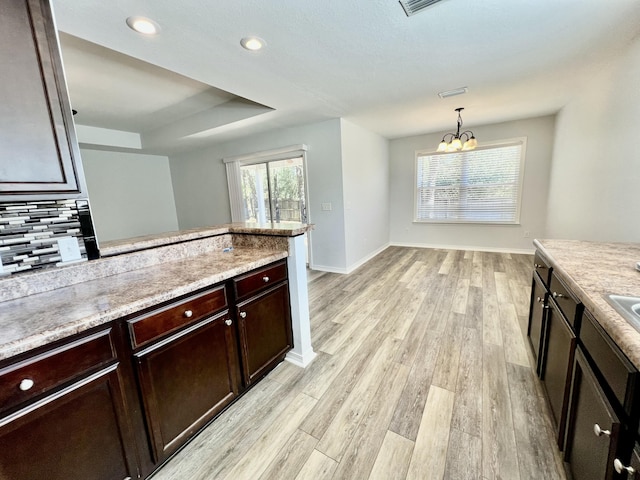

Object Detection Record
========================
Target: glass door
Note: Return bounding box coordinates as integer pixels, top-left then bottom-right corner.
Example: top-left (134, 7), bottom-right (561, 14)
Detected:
top-left (240, 156), bottom-right (307, 224)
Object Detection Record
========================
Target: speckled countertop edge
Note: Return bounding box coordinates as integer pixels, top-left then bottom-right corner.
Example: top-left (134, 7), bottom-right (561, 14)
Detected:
top-left (100, 222), bottom-right (313, 257)
top-left (534, 239), bottom-right (640, 369)
top-left (0, 248), bottom-right (287, 361)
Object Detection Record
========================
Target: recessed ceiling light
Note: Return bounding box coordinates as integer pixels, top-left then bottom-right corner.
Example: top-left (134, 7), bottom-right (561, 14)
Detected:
top-left (240, 36), bottom-right (266, 51)
top-left (126, 16), bottom-right (161, 35)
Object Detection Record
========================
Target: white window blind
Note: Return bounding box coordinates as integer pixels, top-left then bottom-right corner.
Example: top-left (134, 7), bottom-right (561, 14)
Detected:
top-left (415, 140), bottom-right (525, 224)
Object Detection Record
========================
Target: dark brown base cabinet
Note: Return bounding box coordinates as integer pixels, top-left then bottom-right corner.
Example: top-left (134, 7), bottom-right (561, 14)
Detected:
top-left (0, 328), bottom-right (138, 480)
top-left (134, 312), bottom-right (241, 462)
top-left (565, 348), bottom-right (622, 480)
top-left (237, 283), bottom-right (293, 385)
top-left (540, 299), bottom-right (576, 448)
top-left (0, 260), bottom-right (293, 479)
top-left (527, 250), bottom-right (640, 480)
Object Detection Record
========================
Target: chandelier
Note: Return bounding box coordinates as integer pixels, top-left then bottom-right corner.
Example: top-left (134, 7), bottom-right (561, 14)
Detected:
top-left (437, 107), bottom-right (478, 152)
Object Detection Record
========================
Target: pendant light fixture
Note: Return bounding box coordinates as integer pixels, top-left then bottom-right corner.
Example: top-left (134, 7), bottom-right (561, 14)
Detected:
top-left (437, 107), bottom-right (478, 152)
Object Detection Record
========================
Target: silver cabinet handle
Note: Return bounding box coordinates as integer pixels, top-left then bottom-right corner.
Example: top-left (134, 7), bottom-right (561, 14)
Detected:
top-left (614, 459), bottom-right (635, 475)
top-left (240, 311), bottom-right (247, 318)
top-left (225, 319), bottom-right (233, 326)
top-left (534, 263), bottom-right (546, 269)
top-left (262, 276), bottom-right (270, 283)
top-left (19, 378), bottom-right (34, 391)
top-left (184, 310), bottom-right (193, 318)
top-left (613, 458), bottom-right (636, 475)
top-left (536, 296), bottom-right (543, 303)
top-left (593, 423), bottom-right (611, 437)
top-left (552, 292), bottom-right (564, 299)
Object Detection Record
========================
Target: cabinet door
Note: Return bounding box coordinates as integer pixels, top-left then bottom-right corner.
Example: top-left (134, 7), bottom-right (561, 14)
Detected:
top-left (527, 273), bottom-right (547, 374)
top-left (0, 365), bottom-right (138, 480)
top-left (237, 282), bottom-right (292, 385)
top-left (134, 312), bottom-right (240, 462)
top-left (565, 348), bottom-right (622, 480)
top-left (540, 299), bottom-right (576, 448)
top-left (0, 0), bottom-right (84, 199)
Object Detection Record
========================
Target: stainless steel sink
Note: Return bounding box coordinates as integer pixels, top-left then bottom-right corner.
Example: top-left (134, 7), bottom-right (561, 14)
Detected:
top-left (605, 294), bottom-right (640, 332)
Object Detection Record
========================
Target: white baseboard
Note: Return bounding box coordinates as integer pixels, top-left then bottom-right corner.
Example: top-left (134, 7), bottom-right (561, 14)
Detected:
top-left (310, 242), bottom-right (391, 275)
top-left (285, 349), bottom-right (317, 368)
top-left (390, 241), bottom-right (535, 255)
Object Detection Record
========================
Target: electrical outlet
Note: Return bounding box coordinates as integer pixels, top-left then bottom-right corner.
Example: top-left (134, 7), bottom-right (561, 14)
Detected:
top-left (321, 202), bottom-right (332, 211)
top-left (523, 231), bottom-right (531, 238)
top-left (57, 236), bottom-right (81, 262)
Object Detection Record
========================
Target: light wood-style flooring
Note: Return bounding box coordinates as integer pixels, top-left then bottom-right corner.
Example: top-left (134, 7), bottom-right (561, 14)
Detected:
top-left (151, 246), bottom-right (567, 480)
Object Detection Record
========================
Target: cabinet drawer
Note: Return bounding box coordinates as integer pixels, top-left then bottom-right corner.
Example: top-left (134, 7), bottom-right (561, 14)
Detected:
top-left (0, 328), bottom-right (116, 412)
top-left (580, 310), bottom-right (638, 416)
top-left (534, 251), bottom-right (552, 288)
top-left (233, 260), bottom-right (287, 301)
top-left (128, 285), bottom-right (227, 349)
top-left (549, 272), bottom-right (582, 331)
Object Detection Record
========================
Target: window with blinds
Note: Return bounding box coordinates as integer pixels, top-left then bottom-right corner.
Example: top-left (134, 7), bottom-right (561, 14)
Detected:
top-left (415, 139), bottom-right (526, 223)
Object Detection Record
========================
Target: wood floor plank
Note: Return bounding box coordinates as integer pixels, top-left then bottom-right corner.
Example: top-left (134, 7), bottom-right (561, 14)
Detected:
top-left (465, 285), bottom-right (483, 330)
top-left (331, 362), bottom-right (409, 479)
top-left (368, 431), bottom-right (415, 480)
top-left (294, 450), bottom-right (338, 480)
top-left (222, 392), bottom-right (317, 479)
top-left (451, 277), bottom-right (470, 314)
top-left (432, 312), bottom-right (464, 391)
top-left (451, 327), bottom-right (483, 437)
top-left (495, 271), bottom-right (513, 304)
top-left (507, 363), bottom-right (565, 480)
top-left (470, 252), bottom-right (483, 288)
top-left (483, 292), bottom-right (503, 346)
top-left (317, 299), bottom-right (380, 354)
top-left (443, 428), bottom-right (482, 480)
top-left (389, 328), bottom-right (443, 441)
top-left (482, 343), bottom-right (521, 480)
top-left (499, 303), bottom-right (530, 367)
top-left (258, 429), bottom-right (318, 480)
top-left (406, 385), bottom-right (455, 480)
top-left (315, 336), bottom-right (400, 460)
top-left (509, 279), bottom-right (532, 317)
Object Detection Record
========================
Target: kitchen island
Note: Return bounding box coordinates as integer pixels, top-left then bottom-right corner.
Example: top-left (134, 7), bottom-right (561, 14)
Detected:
top-left (0, 222), bottom-right (314, 480)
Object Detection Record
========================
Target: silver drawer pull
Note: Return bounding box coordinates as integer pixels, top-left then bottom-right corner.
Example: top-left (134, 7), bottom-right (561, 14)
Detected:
top-left (19, 378), bottom-right (34, 391)
top-left (536, 296), bottom-right (543, 303)
top-left (262, 276), bottom-right (270, 283)
top-left (240, 311), bottom-right (247, 318)
top-left (552, 292), bottom-right (564, 299)
top-left (614, 459), bottom-right (635, 475)
top-left (225, 319), bottom-right (233, 326)
top-left (613, 458), bottom-right (636, 475)
top-left (184, 310), bottom-right (193, 318)
top-left (534, 263), bottom-right (546, 269)
top-left (593, 423), bottom-right (611, 437)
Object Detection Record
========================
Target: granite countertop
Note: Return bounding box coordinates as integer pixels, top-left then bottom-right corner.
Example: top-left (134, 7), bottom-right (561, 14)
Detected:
top-left (0, 247), bottom-right (287, 361)
top-left (534, 239), bottom-right (640, 369)
top-left (101, 222), bottom-right (312, 257)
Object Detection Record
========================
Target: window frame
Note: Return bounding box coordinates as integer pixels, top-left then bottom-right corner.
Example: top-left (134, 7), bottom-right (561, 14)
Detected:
top-left (413, 137), bottom-right (527, 225)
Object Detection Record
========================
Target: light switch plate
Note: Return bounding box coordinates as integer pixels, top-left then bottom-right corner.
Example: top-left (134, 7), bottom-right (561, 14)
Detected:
top-left (57, 236), bottom-right (82, 262)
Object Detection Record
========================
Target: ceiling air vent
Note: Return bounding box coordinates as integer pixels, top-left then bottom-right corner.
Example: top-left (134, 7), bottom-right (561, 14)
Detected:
top-left (399, 0), bottom-right (446, 17)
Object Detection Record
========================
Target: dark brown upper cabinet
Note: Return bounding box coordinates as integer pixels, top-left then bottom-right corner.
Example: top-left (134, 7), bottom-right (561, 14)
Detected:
top-left (0, 0), bottom-right (86, 200)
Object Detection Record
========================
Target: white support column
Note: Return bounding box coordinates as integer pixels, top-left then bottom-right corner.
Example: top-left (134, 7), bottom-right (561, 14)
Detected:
top-left (285, 234), bottom-right (316, 367)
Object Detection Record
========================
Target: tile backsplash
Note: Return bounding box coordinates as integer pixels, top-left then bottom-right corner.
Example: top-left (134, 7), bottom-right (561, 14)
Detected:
top-left (0, 199), bottom-right (98, 276)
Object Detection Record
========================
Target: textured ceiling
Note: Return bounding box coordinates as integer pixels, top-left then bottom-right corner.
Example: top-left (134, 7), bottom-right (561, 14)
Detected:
top-left (51, 0), bottom-right (640, 153)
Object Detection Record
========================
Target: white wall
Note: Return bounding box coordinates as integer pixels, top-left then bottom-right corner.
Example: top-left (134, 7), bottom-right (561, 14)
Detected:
top-left (81, 149), bottom-right (179, 242)
top-left (340, 119), bottom-right (390, 270)
top-left (169, 118), bottom-right (347, 271)
top-left (389, 115), bottom-right (556, 253)
top-left (546, 35), bottom-right (640, 241)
